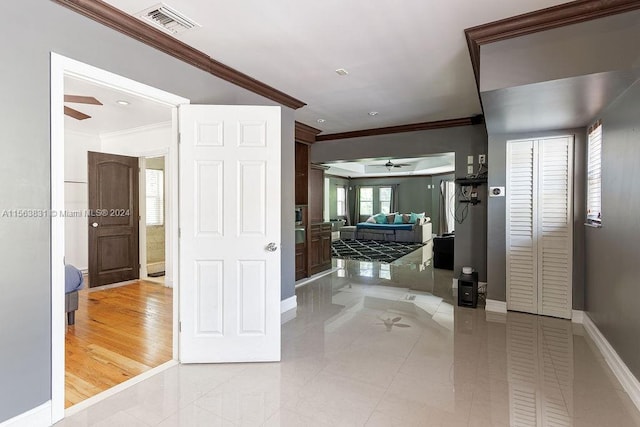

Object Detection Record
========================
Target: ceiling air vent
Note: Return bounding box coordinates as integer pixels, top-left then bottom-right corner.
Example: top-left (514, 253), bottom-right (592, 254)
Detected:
top-left (137, 3), bottom-right (200, 35)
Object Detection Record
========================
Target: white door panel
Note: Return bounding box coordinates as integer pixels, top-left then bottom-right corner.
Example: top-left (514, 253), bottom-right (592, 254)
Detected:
top-left (506, 137), bottom-right (573, 319)
top-left (179, 105), bottom-right (281, 363)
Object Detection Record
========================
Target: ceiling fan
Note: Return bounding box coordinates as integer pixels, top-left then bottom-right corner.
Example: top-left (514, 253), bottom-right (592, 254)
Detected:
top-left (64, 95), bottom-right (102, 120)
top-left (383, 159), bottom-right (411, 171)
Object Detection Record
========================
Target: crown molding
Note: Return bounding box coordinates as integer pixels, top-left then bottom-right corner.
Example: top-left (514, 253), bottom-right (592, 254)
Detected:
top-left (99, 120), bottom-right (172, 140)
top-left (295, 121), bottom-right (322, 144)
top-left (465, 0), bottom-right (640, 86)
top-left (53, 0), bottom-right (306, 110)
top-left (315, 116), bottom-right (483, 142)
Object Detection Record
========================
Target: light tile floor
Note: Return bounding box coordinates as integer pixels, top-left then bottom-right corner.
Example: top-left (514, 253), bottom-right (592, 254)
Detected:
top-left (57, 245), bottom-right (640, 426)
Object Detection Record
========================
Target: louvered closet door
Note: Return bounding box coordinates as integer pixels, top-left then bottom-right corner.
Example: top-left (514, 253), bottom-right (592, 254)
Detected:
top-left (506, 137), bottom-right (573, 319)
top-left (506, 140), bottom-right (538, 314)
top-left (538, 138), bottom-right (573, 319)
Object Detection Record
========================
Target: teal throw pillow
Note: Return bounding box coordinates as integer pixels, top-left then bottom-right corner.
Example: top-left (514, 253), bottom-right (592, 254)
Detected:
top-left (394, 214), bottom-right (404, 224)
top-left (374, 213), bottom-right (387, 224)
top-left (409, 212), bottom-right (425, 224)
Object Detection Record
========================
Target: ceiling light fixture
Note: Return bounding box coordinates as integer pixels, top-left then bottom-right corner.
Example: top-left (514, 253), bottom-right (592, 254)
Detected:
top-left (368, 111), bottom-right (379, 116)
top-left (335, 68), bottom-right (349, 76)
top-left (116, 100), bottom-right (130, 106)
top-left (317, 119), bottom-right (326, 123)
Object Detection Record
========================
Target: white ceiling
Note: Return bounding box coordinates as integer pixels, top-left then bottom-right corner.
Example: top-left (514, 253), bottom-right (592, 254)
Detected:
top-left (102, 0), bottom-right (568, 134)
top-left (64, 76), bottom-right (172, 135)
top-left (324, 154), bottom-right (455, 178)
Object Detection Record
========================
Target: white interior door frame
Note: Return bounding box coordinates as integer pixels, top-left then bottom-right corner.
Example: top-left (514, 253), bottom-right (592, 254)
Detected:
top-left (50, 52), bottom-right (189, 424)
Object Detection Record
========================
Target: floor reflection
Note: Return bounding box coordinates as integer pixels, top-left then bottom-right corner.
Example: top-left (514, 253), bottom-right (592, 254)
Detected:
top-left (289, 246), bottom-right (640, 427)
top-left (59, 244), bottom-right (640, 426)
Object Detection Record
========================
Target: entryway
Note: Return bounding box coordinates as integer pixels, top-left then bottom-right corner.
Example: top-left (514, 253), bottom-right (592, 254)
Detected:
top-left (51, 53), bottom-right (283, 425)
top-left (61, 72), bottom-right (176, 409)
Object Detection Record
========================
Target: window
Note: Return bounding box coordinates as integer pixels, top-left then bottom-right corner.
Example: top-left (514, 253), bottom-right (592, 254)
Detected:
top-left (360, 187), bottom-right (373, 216)
top-left (379, 187), bottom-right (392, 214)
top-left (336, 186), bottom-right (346, 216)
top-left (587, 122), bottom-right (602, 224)
top-left (146, 169), bottom-right (164, 226)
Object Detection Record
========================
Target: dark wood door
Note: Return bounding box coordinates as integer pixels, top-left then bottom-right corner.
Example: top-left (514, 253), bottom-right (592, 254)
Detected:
top-left (88, 152), bottom-right (139, 287)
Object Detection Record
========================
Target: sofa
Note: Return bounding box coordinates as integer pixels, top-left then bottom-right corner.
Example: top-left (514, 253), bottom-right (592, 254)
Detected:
top-left (353, 212), bottom-right (432, 243)
top-left (65, 264), bottom-right (84, 325)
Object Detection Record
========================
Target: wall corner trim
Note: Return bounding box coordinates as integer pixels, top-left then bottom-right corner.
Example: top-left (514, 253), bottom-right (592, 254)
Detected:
top-left (0, 401), bottom-right (51, 427)
top-left (571, 310), bottom-right (585, 324)
top-left (281, 295), bottom-right (297, 314)
top-left (582, 312), bottom-right (640, 413)
top-left (485, 299), bottom-right (507, 314)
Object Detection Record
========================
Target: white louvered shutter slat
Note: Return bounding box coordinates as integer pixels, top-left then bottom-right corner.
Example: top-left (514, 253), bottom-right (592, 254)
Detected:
top-left (506, 137), bottom-right (573, 319)
top-left (507, 141), bottom-right (537, 314)
top-left (538, 138), bottom-right (572, 319)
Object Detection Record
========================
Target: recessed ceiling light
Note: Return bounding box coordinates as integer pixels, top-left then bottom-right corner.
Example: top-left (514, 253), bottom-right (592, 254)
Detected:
top-left (335, 68), bottom-right (349, 76)
top-left (317, 119), bottom-right (326, 123)
top-left (116, 100), bottom-right (130, 106)
top-left (368, 111), bottom-right (379, 116)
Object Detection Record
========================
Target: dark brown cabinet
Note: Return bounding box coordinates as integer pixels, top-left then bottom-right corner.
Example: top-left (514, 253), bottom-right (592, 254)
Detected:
top-left (295, 142), bottom-right (308, 206)
top-left (308, 223), bottom-right (332, 276)
top-left (294, 128), bottom-right (332, 280)
top-left (295, 242), bottom-right (306, 281)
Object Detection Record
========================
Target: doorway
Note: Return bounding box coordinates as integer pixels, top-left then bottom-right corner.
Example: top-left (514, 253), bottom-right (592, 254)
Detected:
top-left (51, 53), bottom-right (189, 422)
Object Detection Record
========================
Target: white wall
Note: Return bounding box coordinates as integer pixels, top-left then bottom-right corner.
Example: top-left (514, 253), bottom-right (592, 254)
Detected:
top-left (100, 122), bottom-right (172, 156)
top-left (64, 131), bottom-right (101, 271)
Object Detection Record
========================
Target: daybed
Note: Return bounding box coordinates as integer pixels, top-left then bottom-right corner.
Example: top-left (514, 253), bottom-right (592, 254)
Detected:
top-left (65, 264), bottom-right (84, 325)
top-left (354, 213), bottom-right (432, 243)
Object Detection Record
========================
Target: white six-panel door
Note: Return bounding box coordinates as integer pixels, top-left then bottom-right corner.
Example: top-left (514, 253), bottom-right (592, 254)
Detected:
top-left (506, 136), bottom-right (573, 319)
top-left (179, 105), bottom-right (281, 363)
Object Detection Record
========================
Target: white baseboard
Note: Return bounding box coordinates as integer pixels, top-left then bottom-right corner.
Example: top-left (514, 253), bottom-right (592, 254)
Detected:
top-left (281, 295), bottom-right (297, 324)
top-left (281, 295), bottom-right (297, 314)
top-left (582, 312), bottom-right (640, 413)
top-left (571, 310), bottom-right (584, 324)
top-left (0, 401), bottom-right (51, 427)
top-left (485, 299), bottom-right (507, 314)
top-left (295, 267), bottom-right (337, 288)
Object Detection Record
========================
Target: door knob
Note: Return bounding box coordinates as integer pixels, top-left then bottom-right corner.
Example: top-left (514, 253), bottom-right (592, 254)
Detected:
top-left (265, 242), bottom-right (278, 252)
top-left (91, 222), bottom-right (99, 228)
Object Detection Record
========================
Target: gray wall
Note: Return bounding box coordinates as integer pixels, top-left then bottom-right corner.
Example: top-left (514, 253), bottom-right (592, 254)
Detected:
top-left (584, 78), bottom-right (640, 378)
top-left (342, 174), bottom-right (454, 233)
top-left (480, 10), bottom-right (640, 92)
top-left (0, 1), bottom-right (295, 422)
top-left (486, 129), bottom-right (586, 306)
top-left (311, 125), bottom-right (488, 281)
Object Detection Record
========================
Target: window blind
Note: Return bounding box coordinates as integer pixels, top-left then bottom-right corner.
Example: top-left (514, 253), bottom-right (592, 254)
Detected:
top-left (587, 122), bottom-right (602, 223)
top-left (146, 169), bottom-right (164, 226)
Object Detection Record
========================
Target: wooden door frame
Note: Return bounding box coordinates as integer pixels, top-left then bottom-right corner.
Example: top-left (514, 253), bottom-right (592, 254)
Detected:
top-left (50, 53), bottom-right (189, 424)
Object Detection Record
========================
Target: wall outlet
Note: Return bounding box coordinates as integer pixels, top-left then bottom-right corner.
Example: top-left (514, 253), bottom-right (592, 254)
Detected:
top-left (489, 186), bottom-right (505, 197)
top-left (479, 154), bottom-right (486, 164)
top-left (467, 155), bottom-right (474, 164)
top-left (467, 165), bottom-right (474, 174)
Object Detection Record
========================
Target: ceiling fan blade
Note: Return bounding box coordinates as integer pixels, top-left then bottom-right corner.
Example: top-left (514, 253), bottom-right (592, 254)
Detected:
top-left (64, 106), bottom-right (91, 120)
top-left (64, 95), bottom-right (103, 105)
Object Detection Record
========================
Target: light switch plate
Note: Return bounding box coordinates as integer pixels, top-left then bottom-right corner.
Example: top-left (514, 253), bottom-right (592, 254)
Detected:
top-left (490, 186), bottom-right (505, 197)
top-left (479, 154), bottom-right (486, 164)
top-left (467, 155), bottom-right (474, 164)
top-left (467, 165), bottom-right (474, 174)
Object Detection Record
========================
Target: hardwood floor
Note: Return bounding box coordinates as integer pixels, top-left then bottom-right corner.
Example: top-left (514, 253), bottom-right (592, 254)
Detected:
top-left (65, 280), bottom-right (173, 408)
